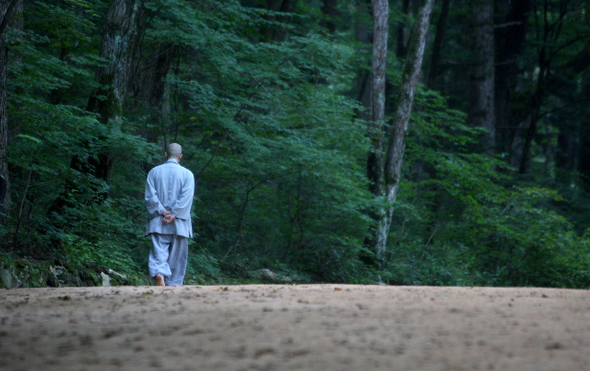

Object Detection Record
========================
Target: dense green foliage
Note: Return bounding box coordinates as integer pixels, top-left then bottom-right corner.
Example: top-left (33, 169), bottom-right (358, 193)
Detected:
top-left (1, 0), bottom-right (590, 288)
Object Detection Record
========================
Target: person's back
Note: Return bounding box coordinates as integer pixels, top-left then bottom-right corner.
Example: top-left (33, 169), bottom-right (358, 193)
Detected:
top-left (144, 143), bottom-right (195, 286)
top-left (145, 159), bottom-right (194, 238)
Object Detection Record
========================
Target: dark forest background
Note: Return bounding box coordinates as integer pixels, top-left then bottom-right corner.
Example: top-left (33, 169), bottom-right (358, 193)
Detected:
top-left (1, 0), bottom-right (590, 287)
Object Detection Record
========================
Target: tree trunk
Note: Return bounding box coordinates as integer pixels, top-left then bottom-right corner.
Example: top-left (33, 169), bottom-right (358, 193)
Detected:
top-left (556, 129), bottom-right (576, 173)
top-left (578, 82), bottom-right (590, 191)
top-left (352, 0), bottom-right (372, 109)
top-left (367, 0), bottom-right (389, 197)
top-left (494, 0), bottom-right (532, 162)
top-left (0, 0), bottom-right (22, 225)
top-left (147, 45), bottom-right (174, 146)
top-left (131, 43), bottom-right (175, 162)
top-left (84, 0), bottom-right (147, 181)
top-left (518, 50), bottom-right (547, 174)
top-left (0, 38), bottom-right (9, 225)
top-left (320, 0), bottom-right (339, 33)
top-left (367, 0), bottom-right (434, 264)
top-left (396, 0), bottom-right (410, 58)
top-left (0, 0), bottom-right (18, 37)
top-left (517, 1), bottom-right (590, 174)
top-left (517, 0), bottom-right (550, 174)
top-left (365, 0), bottom-right (389, 264)
top-left (264, 0), bottom-right (297, 42)
top-left (468, 0), bottom-right (495, 153)
top-left (427, 0), bottom-right (450, 89)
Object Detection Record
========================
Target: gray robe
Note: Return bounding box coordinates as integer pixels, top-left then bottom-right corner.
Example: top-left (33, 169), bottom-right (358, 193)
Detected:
top-left (145, 159), bottom-right (195, 238)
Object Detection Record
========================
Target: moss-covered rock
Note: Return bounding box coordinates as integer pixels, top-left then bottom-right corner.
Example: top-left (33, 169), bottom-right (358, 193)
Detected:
top-left (0, 257), bottom-right (148, 287)
top-left (0, 264), bottom-right (22, 288)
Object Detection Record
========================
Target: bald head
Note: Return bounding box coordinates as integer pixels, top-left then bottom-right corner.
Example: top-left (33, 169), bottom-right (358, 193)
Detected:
top-left (166, 143), bottom-right (183, 160)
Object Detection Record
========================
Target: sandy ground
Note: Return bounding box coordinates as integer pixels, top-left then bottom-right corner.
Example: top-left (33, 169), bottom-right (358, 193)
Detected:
top-left (1, 285), bottom-right (589, 371)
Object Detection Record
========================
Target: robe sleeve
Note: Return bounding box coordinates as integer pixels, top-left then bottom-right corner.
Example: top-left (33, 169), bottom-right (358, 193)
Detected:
top-left (145, 172), bottom-right (165, 218)
top-left (171, 172), bottom-right (195, 220)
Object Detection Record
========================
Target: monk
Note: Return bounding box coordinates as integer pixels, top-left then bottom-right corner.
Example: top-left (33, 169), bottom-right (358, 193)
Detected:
top-left (145, 143), bottom-right (195, 286)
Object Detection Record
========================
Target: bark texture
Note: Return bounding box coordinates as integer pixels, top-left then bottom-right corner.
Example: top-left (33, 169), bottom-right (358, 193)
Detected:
top-left (367, 0), bottom-right (434, 263)
top-left (365, 0), bottom-right (389, 264)
top-left (88, 0), bottom-right (146, 122)
top-left (84, 0), bottom-right (147, 181)
top-left (468, 0), bottom-right (495, 153)
top-left (367, 0), bottom-right (389, 200)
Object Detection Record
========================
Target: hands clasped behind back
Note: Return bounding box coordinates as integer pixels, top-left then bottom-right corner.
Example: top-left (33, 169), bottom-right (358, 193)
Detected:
top-left (162, 210), bottom-right (176, 225)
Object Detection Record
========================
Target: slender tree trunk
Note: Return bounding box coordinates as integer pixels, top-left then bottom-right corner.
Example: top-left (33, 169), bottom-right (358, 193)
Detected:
top-left (353, 0), bottom-right (372, 109)
top-left (494, 0), bottom-right (532, 162)
top-left (0, 39), bottom-right (9, 225)
top-left (518, 0), bottom-right (551, 174)
top-left (578, 81), bottom-right (590, 191)
top-left (396, 0), bottom-right (410, 57)
top-left (367, 0), bottom-right (389, 197)
top-left (427, 0), bottom-right (450, 89)
top-left (556, 129), bottom-right (576, 173)
top-left (519, 47), bottom-right (547, 174)
top-left (365, 0), bottom-right (389, 264)
top-left (368, 0), bottom-right (435, 264)
top-left (579, 132), bottom-right (590, 192)
top-left (0, 0), bottom-right (22, 225)
top-left (468, 0), bottom-right (495, 153)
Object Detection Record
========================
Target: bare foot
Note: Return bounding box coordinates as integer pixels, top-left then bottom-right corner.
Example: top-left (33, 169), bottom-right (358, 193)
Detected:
top-left (155, 274), bottom-right (165, 286)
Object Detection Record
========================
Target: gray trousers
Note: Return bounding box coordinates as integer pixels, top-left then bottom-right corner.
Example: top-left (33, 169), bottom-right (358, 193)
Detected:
top-left (149, 234), bottom-right (188, 286)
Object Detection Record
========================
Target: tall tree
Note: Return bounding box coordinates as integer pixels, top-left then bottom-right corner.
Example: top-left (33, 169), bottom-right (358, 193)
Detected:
top-left (367, 0), bottom-right (435, 263)
top-left (518, 0), bottom-right (590, 174)
top-left (0, 5), bottom-right (10, 225)
top-left (0, 0), bottom-right (21, 224)
top-left (365, 0), bottom-right (389, 264)
top-left (396, 0), bottom-right (410, 57)
top-left (467, 0), bottom-right (494, 152)
top-left (427, 0), bottom-right (450, 89)
top-left (578, 80), bottom-right (590, 190)
top-left (130, 43), bottom-right (175, 149)
top-left (84, 0), bottom-right (147, 181)
top-left (396, 0), bottom-right (422, 58)
top-left (494, 0), bottom-right (532, 163)
top-left (352, 0), bottom-right (373, 108)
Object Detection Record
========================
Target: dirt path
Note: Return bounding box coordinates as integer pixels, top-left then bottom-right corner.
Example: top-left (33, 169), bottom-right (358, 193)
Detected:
top-left (1, 285), bottom-right (589, 370)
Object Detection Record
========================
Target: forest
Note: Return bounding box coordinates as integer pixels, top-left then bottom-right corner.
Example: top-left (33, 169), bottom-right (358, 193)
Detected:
top-left (1, 0), bottom-right (590, 288)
